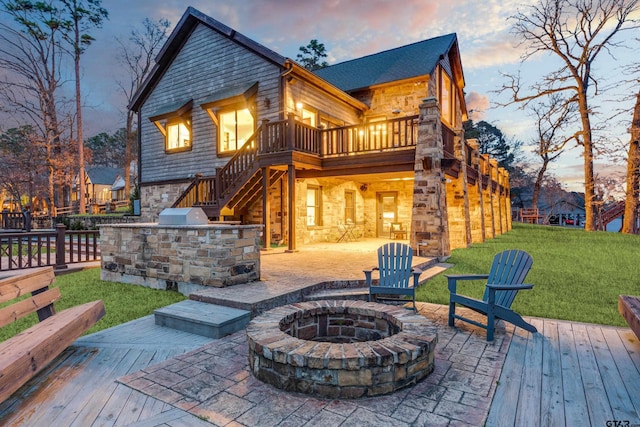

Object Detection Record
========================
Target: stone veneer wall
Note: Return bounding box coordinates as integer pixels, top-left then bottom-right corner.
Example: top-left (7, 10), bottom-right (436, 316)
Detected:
top-left (100, 223), bottom-right (261, 295)
top-left (140, 182), bottom-right (190, 222)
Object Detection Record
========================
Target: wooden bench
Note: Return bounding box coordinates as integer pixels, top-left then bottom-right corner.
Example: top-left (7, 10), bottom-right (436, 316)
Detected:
top-left (619, 295), bottom-right (640, 340)
top-left (0, 267), bottom-right (105, 403)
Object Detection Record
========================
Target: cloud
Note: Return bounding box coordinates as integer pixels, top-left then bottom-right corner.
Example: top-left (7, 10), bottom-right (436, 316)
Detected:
top-left (465, 92), bottom-right (490, 121)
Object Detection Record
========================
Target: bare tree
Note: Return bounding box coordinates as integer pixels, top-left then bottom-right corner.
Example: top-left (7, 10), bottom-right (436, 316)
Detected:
top-left (0, 0), bottom-right (71, 213)
top-left (116, 17), bottom-right (170, 197)
top-left (529, 95), bottom-right (575, 208)
top-left (0, 126), bottom-right (48, 210)
top-left (500, 0), bottom-right (640, 231)
top-left (58, 0), bottom-right (108, 214)
top-left (622, 91), bottom-right (640, 233)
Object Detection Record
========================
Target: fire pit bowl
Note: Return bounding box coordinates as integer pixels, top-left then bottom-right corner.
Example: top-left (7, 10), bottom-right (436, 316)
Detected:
top-left (246, 300), bottom-right (437, 399)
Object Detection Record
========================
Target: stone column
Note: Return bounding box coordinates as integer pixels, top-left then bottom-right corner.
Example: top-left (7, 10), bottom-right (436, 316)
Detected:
top-left (467, 139), bottom-right (485, 243)
top-left (489, 159), bottom-right (501, 235)
top-left (481, 155), bottom-right (495, 239)
top-left (411, 97), bottom-right (450, 258)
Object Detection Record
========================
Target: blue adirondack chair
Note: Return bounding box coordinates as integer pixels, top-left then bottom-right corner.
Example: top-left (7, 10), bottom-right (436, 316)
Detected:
top-left (364, 243), bottom-right (422, 312)
top-left (447, 249), bottom-right (536, 341)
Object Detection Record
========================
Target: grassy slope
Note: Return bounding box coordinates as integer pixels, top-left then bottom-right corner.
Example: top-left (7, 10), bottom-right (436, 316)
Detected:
top-left (416, 222), bottom-right (639, 327)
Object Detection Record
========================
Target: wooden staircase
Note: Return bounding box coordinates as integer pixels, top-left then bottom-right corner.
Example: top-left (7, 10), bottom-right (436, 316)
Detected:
top-left (172, 121), bottom-right (287, 218)
top-left (597, 200), bottom-right (626, 230)
top-left (172, 115), bottom-right (420, 218)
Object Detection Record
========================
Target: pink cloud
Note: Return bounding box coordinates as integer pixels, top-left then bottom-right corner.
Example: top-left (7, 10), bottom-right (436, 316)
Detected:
top-left (465, 92), bottom-right (490, 121)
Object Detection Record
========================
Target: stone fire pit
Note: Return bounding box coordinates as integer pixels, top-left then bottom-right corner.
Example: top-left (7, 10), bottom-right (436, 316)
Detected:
top-left (246, 300), bottom-right (437, 399)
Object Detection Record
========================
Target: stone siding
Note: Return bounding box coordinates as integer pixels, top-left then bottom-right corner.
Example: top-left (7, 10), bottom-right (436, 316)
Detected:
top-left (100, 223), bottom-right (261, 295)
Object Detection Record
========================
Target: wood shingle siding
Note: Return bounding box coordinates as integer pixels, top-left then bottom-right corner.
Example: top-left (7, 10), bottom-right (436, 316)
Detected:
top-left (140, 24), bottom-right (283, 183)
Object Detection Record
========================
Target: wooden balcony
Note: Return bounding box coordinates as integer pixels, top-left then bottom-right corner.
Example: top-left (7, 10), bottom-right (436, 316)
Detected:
top-left (174, 115), bottom-right (495, 216)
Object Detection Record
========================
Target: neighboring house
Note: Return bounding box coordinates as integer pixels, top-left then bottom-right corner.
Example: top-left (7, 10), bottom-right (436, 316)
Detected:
top-left (130, 7), bottom-right (511, 257)
top-left (111, 175), bottom-right (125, 201)
top-left (73, 166), bottom-right (121, 206)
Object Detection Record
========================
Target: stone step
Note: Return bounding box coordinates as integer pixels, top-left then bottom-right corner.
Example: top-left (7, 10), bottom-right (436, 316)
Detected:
top-left (303, 263), bottom-right (453, 302)
top-left (154, 300), bottom-right (250, 339)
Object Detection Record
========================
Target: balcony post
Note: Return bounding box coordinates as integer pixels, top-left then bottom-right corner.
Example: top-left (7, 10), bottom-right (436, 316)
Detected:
top-left (260, 119), bottom-right (270, 153)
top-left (195, 173), bottom-right (201, 205)
top-left (287, 113), bottom-right (296, 150)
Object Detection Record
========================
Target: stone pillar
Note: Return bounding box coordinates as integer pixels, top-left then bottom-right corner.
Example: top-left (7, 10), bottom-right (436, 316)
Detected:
top-left (411, 97), bottom-right (450, 258)
top-left (489, 159), bottom-right (502, 235)
top-left (481, 155), bottom-right (495, 239)
top-left (455, 130), bottom-right (472, 247)
top-left (467, 139), bottom-right (485, 243)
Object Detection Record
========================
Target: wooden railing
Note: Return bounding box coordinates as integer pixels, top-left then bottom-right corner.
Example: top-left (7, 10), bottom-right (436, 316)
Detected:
top-left (322, 116), bottom-right (418, 156)
top-left (0, 224), bottom-right (99, 271)
top-left (442, 126), bottom-right (455, 157)
top-left (1, 212), bottom-right (24, 230)
top-left (597, 200), bottom-right (626, 230)
top-left (172, 174), bottom-right (218, 208)
top-left (174, 115), bottom-right (422, 213)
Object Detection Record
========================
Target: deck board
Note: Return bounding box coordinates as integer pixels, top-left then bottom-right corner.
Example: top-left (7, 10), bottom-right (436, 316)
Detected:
top-left (539, 320), bottom-right (565, 426)
top-left (573, 322), bottom-right (614, 426)
top-left (514, 317), bottom-right (543, 427)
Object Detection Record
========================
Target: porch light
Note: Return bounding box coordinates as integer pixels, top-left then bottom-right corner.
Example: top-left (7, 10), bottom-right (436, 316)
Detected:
top-left (296, 102), bottom-right (303, 111)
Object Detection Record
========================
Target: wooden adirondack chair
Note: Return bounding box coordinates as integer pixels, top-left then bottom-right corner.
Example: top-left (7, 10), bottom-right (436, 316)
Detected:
top-left (447, 249), bottom-right (536, 341)
top-left (364, 242), bottom-right (422, 312)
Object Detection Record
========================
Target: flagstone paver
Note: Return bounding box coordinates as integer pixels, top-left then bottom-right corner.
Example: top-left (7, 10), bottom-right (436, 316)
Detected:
top-left (118, 302), bottom-right (514, 426)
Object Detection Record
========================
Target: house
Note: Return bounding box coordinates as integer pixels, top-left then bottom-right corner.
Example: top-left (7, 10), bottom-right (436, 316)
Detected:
top-left (73, 166), bottom-right (121, 207)
top-left (130, 7), bottom-right (511, 257)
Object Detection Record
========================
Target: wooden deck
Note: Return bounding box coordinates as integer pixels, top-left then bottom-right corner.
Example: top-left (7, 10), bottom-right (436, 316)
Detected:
top-left (487, 318), bottom-right (640, 426)
top-left (1, 311), bottom-right (638, 426)
top-left (0, 316), bottom-right (214, 426)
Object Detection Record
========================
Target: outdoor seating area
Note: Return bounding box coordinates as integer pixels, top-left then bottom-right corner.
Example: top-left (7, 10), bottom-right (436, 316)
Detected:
top-left (0, 241), bottom-right (638, 426)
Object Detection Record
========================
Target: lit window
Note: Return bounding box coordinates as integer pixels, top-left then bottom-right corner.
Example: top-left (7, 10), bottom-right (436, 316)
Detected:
top-left (306, 185), bottom-right (321, 226)
top-left (219, 107), bottom-right (254, 153)
top-left (301, 107), bottom-right (316, 127)
top-left (166, 120), bottom-right (190, 151)
top-left (149, 99), bottom-right (193, 154)
top-left (344, 190), bottom-right (355, 223)
top-left (440, 69), bottom-right (453, 126)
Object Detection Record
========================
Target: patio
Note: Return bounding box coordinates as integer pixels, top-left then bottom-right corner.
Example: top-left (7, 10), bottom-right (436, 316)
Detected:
top-left (0, 241), bottom-right (638, 426)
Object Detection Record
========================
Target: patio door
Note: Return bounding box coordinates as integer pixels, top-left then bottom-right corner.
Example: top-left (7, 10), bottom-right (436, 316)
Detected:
top-left (376, 192), bottom-right (397, 238)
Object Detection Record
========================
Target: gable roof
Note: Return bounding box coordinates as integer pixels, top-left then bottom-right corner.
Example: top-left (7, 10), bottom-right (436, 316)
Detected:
top-left (86, 167), bottom-right (121, 186)
top-left (313, 34), bottom-right (459, 92)
top-left (130, 7), bottom-right (287, 111)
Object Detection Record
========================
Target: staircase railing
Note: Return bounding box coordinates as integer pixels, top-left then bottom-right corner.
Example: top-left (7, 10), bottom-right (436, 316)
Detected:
top-left (172, 174), bottom-right (217, 208)
top-left (597, 200), bottom-right (626, 230)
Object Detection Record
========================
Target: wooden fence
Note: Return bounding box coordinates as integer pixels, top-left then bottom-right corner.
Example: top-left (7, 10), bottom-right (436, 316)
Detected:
top-left (0, 224), bottom-right (99, 271)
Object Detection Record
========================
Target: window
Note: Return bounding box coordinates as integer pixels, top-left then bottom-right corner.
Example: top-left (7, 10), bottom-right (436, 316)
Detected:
top-left (306, 185), bottom-right (322, 226)
top-left (149, 99), bottom-right (193, 154)
top-left (344, 190), bottom-right (355, 224)
top-left (166, 119), bottom-right (191, 151)
top-left (219, 107), bottom-right (254, 153)
top-left (439, 69), bottom-right (454, 126)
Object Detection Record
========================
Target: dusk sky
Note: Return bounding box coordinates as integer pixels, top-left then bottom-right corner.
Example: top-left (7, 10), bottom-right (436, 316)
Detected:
top-left (4, 0), bottom-right (640, 191)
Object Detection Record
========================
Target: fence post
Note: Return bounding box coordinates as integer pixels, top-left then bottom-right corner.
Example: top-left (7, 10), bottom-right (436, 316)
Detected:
top-left (55, 224), bottom-right (67, 270)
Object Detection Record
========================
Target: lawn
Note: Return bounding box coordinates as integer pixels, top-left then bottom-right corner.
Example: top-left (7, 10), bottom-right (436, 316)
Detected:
top-left (416, 222), bottom-right (639, 327)
top-left (2, 222), bottom-right (636, 342)
top-left (0, 269), bottom-right (186, 342)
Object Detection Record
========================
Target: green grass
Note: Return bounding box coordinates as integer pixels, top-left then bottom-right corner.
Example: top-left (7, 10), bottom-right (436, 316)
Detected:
top-left (416, 222), bottom-right (639, 327)
top-left (0, 269), bottom-right (186, 342)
